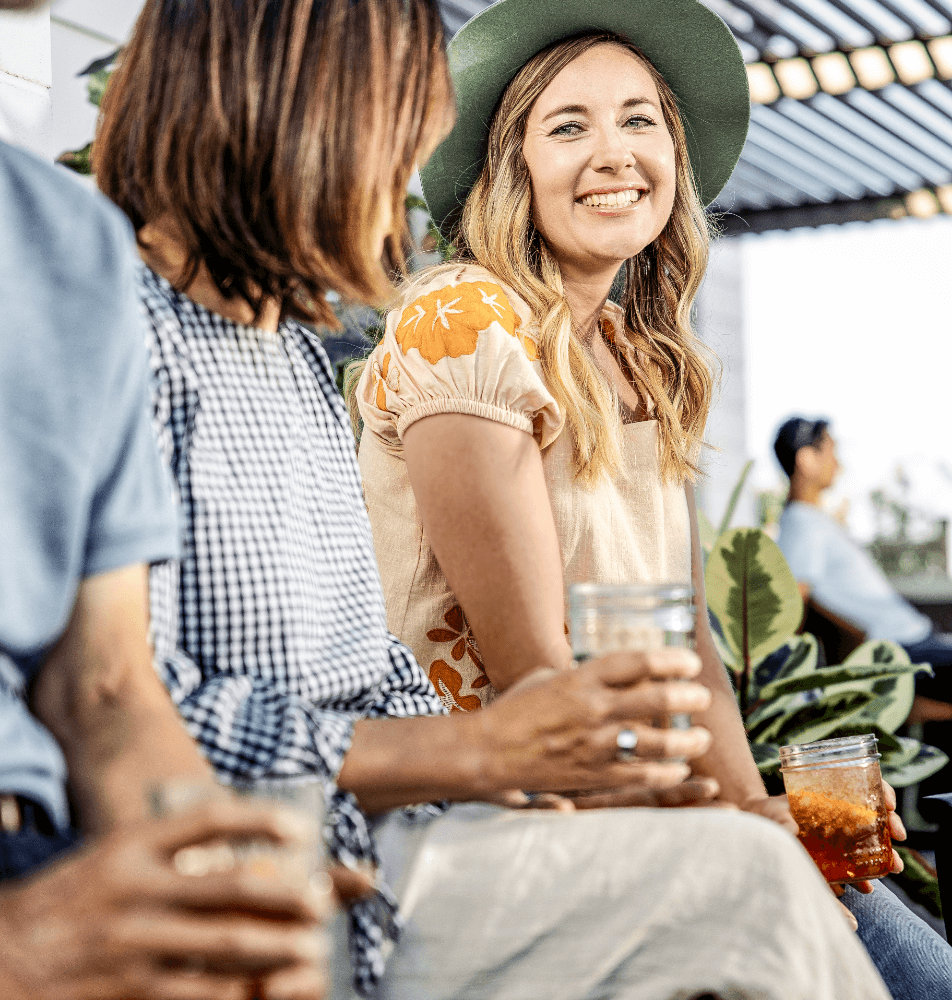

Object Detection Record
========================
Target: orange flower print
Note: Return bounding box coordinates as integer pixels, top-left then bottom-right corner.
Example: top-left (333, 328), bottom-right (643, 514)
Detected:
top-left (427, 604), bottom-right (489, 686)
top-left (396, 281), bottom-right (521, 364)
top-left (370, 351), bottom-right (398, 412)
top-left (429, 660), bottom-right (483, 713)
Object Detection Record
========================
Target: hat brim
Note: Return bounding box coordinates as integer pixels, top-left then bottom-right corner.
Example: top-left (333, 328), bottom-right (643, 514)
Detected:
top-left (421, 0), bottom-right (750, 239)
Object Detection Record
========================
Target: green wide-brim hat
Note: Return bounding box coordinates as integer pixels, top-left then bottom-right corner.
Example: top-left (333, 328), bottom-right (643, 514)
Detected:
top-left (421, 0), bottom-right (750, 239)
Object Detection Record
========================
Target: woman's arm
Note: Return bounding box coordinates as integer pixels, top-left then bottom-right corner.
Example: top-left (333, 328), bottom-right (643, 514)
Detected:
top-left (684, 482), bottom-right (796, 829)
top-left (402, 412), bottom-right (573, 689)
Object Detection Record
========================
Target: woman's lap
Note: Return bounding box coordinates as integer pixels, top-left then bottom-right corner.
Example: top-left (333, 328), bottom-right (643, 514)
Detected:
top-left (356, 803), bottom-right (890, 1000)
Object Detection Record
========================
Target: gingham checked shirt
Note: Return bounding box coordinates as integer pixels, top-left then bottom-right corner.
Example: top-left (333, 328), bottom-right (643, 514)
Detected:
top-left (140, 265), bottom-right (445, 995)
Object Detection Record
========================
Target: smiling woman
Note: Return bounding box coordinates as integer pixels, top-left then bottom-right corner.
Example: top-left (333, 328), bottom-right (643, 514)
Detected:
top-left (347, 0), bottom-right (952, 995)
top-left (350, 26), bottom-right (717, 703)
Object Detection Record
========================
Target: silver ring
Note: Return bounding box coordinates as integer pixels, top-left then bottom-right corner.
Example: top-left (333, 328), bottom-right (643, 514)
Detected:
top-left (616, 728), bottom-right (638, 762)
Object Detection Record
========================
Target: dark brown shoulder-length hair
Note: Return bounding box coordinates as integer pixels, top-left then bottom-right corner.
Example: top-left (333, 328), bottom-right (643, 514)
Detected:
top-left (94, 0), bottom-right (454, 325)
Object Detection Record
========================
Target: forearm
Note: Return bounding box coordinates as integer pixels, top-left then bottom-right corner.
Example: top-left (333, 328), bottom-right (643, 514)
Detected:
top-left (337, 713), bottom-right (489, 814)
top-left (61, 677), bottom-right (212, 831)
top-left (684, 483), bottom-right (766, 807)
top-left (689, 623), bottom-right (767, 807)
top-left (33, 565), bottom-right (212, 833)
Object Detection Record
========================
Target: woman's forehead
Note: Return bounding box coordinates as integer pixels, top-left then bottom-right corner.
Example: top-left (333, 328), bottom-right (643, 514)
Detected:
top-left (530, 43), bottom-right (661, 117)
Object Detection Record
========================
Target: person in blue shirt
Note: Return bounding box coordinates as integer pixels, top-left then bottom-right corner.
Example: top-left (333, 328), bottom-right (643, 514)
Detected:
top-left (0, 4), bottom-right (334, 996)
top-left (775, 416), bottom-right (952, 714)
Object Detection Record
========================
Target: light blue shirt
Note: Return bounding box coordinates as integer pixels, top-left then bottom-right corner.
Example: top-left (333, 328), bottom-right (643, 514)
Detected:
top-left (777, 501), bottom-right (931, 644)
top-left (0, 141), bottom-right (179, 829)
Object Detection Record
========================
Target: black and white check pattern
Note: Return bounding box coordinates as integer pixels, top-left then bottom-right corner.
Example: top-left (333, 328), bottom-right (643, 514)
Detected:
top-left (140, 265), bottom-right (445, 996)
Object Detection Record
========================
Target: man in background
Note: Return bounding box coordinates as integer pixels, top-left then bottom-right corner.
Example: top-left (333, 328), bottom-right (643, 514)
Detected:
top-left (774, 416), bottom-right (952, 717)
top-left (0, 2), bottom-right (332, 996)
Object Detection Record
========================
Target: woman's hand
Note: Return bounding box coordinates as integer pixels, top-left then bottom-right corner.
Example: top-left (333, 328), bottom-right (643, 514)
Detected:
top-left (472, 647), bottom-right (713, 796)
top-left (739, 793), bottom-right (800, 836)
top-left (838, 779), bottom-right (905, 895)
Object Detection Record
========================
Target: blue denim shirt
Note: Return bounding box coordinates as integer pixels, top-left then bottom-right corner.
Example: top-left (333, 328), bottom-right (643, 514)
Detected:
top-left (0, 140), bottom-right (179, 828)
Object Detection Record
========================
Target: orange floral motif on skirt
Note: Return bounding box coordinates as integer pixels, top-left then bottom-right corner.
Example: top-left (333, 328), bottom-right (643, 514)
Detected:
top-left (427, 604), bottom-right (491, 712)
top-left (396, 281), bottom-right (521, 364)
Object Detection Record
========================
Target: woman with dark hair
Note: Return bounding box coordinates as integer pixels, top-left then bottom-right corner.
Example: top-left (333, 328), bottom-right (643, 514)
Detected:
top-left (96, 1), bottom-right (896, 998)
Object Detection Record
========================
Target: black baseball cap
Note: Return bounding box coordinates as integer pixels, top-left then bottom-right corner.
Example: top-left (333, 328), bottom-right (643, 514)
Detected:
top-left (773, 417), bottom-right (830, 477)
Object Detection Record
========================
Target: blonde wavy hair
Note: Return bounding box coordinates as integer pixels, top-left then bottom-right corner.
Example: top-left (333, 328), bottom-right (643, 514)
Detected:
top-left (351, 32), bottom-right (716, 484)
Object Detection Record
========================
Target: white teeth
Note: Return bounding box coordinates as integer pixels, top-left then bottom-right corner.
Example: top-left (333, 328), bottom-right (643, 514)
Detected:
top-left (579, 190), bottom-right (642, 208)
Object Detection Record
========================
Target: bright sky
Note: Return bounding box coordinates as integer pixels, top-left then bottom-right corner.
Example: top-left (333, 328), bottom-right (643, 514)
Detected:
top-left (743, 213), bottom-right (952, 543)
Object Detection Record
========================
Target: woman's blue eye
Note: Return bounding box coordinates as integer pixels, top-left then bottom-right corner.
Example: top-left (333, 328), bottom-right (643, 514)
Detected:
top-left (625, 115), bottom-right (655, 128)
top-left (551, 122), bottom-right (583, 137)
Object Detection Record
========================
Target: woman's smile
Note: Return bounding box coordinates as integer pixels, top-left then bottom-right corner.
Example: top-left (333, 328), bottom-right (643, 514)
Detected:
top-left (576, 186), bottom-right (647, 209)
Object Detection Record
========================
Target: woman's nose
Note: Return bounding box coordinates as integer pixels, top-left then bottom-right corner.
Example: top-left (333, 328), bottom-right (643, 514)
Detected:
top-left (591, 125), bottom-right (635, 173)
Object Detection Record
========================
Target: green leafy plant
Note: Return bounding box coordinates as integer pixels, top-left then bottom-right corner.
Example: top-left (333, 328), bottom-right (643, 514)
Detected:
top-left (56, 49), bottom-right (122, 175)
top-left (705, 527), bottom-right (948, 790)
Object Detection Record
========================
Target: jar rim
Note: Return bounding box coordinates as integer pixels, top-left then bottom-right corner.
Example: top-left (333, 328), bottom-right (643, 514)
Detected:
top-left (779, 733), bottom-right (880, 770)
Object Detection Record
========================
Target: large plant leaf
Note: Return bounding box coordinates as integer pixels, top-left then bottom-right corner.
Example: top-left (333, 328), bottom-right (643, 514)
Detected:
top-left (750, 741), bottom-right (781, 775)
top-left (751, 634), bottom-right (819, 695)
top-left (881, 743), bottom-right (949, 788)
top-left (892, 847), bottom-right (943, 919)
top-left (753, 689), bottom-right (875, 745)
top-left (836, 641), bottom-right (926, 734)
top-left (754, 662), bottom-right (921, 706)
top-left (705, 530), bottom-right (803, 697)
top-left (745, 693), bottom-right (795, 732)
top-left (710, 621), bottom-right (738, 673)
top-left (880, 735), bottom-right (921, 771)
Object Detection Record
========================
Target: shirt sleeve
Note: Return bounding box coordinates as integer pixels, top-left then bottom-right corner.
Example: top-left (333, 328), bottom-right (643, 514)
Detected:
top-left (356, 268), bottom-right (563, 449)
top-left (82, 217), bottom-right (179, 576)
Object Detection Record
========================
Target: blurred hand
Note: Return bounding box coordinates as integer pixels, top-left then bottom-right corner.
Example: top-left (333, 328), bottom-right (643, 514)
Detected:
top-left (0, 799), bottom-right (329, 1000)
top-left (739, 793), bottom-right (800, 837)
top-left (475, 648), bottom-right (713, 796)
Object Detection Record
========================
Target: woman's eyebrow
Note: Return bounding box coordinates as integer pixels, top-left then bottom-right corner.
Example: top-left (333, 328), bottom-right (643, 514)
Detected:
top-left (540, 96), bottom-right (657, 123)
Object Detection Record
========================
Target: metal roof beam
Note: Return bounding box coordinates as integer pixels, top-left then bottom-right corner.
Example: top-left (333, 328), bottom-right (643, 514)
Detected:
top-left (723, 160), bottom-right (807, 206)
top-left (814, 91), bottom-right (951, 182)
top-left (715, 192), bottom-right (905, 233)
top-left (778, 96), bottom-right (921, 186)
top-left (752, 103), bottom-right (895, 192)
top-left (746, 120), bottom-right (868, 195)
top-left (845, 87), bottom-right (952, 167)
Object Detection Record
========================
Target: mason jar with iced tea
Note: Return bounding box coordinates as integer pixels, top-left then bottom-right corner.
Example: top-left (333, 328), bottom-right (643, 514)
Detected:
top-left (779, 734), bottom-right (892, 884)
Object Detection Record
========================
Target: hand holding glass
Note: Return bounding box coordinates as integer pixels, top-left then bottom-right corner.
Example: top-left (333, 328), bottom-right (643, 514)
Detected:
top-left (568, 582), bottom-right (696, 731)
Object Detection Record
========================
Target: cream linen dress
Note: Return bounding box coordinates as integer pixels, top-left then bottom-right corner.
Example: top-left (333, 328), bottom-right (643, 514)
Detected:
top-left (356, 263), bottom-right (690, 712)
top-left (348, 265), bottom-right (893, 1000)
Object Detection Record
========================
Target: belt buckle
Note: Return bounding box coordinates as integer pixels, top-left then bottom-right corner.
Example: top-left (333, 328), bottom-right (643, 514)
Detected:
top-left (0, 794), bottom-right (21, 833)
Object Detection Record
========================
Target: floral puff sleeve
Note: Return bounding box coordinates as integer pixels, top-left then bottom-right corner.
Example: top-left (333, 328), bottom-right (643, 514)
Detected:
top-left (356, 266), bottom-right (563, 449)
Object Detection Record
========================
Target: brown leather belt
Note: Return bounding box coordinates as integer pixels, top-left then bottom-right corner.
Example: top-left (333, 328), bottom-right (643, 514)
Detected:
top-left (0, 794), bottom-right (22, 833)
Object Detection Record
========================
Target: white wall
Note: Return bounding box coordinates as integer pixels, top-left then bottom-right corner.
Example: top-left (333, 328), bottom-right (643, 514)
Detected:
top-left (695, 237), bottom-right (756, 530)
top-left (0, 0), bottom-right (143, 161)
top-left (0, 6), bottom-right (53, 157)
top-left (49, 0), bottom-right (143, 158)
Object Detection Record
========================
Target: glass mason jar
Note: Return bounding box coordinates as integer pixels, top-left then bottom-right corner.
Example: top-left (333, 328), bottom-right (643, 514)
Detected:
top-left (568, 582), bottom-right (695, 729)
top-left (780, 734), bottom-right (892, 884)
